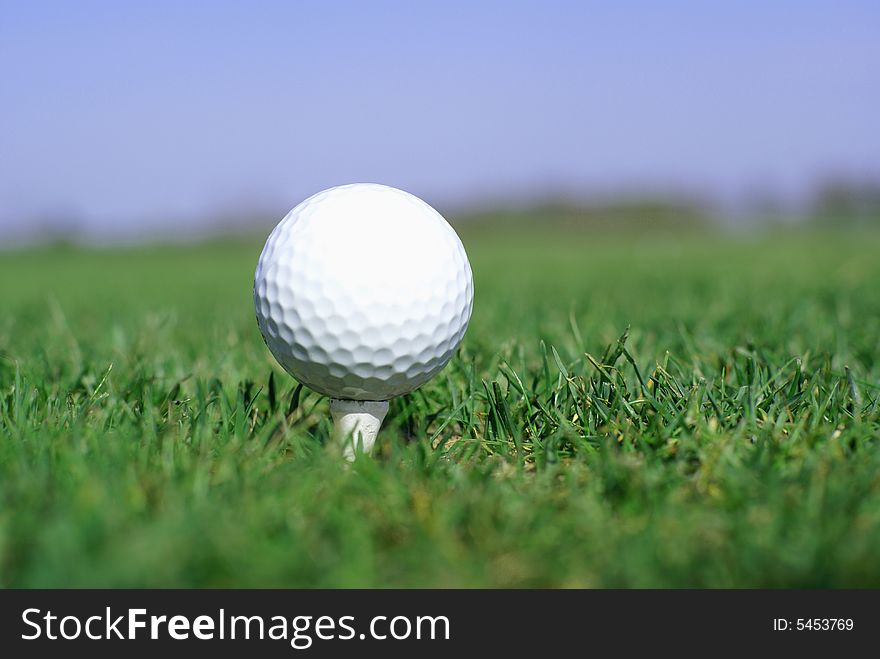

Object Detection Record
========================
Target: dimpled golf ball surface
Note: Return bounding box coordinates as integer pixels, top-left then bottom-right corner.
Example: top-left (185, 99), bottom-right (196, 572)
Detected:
top-left (254, 183), bottom-right (474, 401)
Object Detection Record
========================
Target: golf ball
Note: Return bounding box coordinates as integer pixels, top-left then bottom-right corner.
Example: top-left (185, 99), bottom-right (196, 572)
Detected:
top-left (254, 183), bottom-right (473, 401)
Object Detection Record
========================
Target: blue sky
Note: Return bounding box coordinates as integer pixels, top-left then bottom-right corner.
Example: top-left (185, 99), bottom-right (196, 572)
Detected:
top-left (1, 1), bottom-right (878, 236)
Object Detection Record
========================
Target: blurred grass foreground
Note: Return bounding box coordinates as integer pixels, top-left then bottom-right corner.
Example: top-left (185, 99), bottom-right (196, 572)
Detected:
top-left (1, 210), bottom-right (879, 587)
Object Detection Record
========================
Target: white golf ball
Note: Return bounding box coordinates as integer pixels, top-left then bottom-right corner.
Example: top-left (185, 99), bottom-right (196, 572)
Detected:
top-left (254, 183), bottom-right (474, 401)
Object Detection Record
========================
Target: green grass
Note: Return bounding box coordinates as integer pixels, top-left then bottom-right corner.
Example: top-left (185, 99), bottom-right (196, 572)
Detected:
top-left (1, 227), bottom-right (879, 587)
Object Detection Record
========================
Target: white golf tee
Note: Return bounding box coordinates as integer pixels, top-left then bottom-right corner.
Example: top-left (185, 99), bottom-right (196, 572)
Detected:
top-left (330, 399), bottom-right (389, 461)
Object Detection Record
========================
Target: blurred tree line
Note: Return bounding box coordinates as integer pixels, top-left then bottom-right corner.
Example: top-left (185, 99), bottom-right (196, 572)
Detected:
top-left (810, 178), bottom-right (880, 227)
top-left (457, 196), bottom-right (712, 234)
top-left (455, 177), bottom-right (880, 233)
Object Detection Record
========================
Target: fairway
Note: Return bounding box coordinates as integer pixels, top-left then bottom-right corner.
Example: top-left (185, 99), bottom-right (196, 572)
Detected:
top-left (1, 227), bottom-right (879, 587)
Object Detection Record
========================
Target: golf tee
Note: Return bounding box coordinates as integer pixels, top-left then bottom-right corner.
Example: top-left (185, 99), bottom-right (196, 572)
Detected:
top-left (330, 399), bottom-right (390, 461)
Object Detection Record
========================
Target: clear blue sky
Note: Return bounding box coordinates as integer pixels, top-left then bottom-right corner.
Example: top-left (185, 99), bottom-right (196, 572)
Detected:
top-left (2, 1), bottom-right (878, 236)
